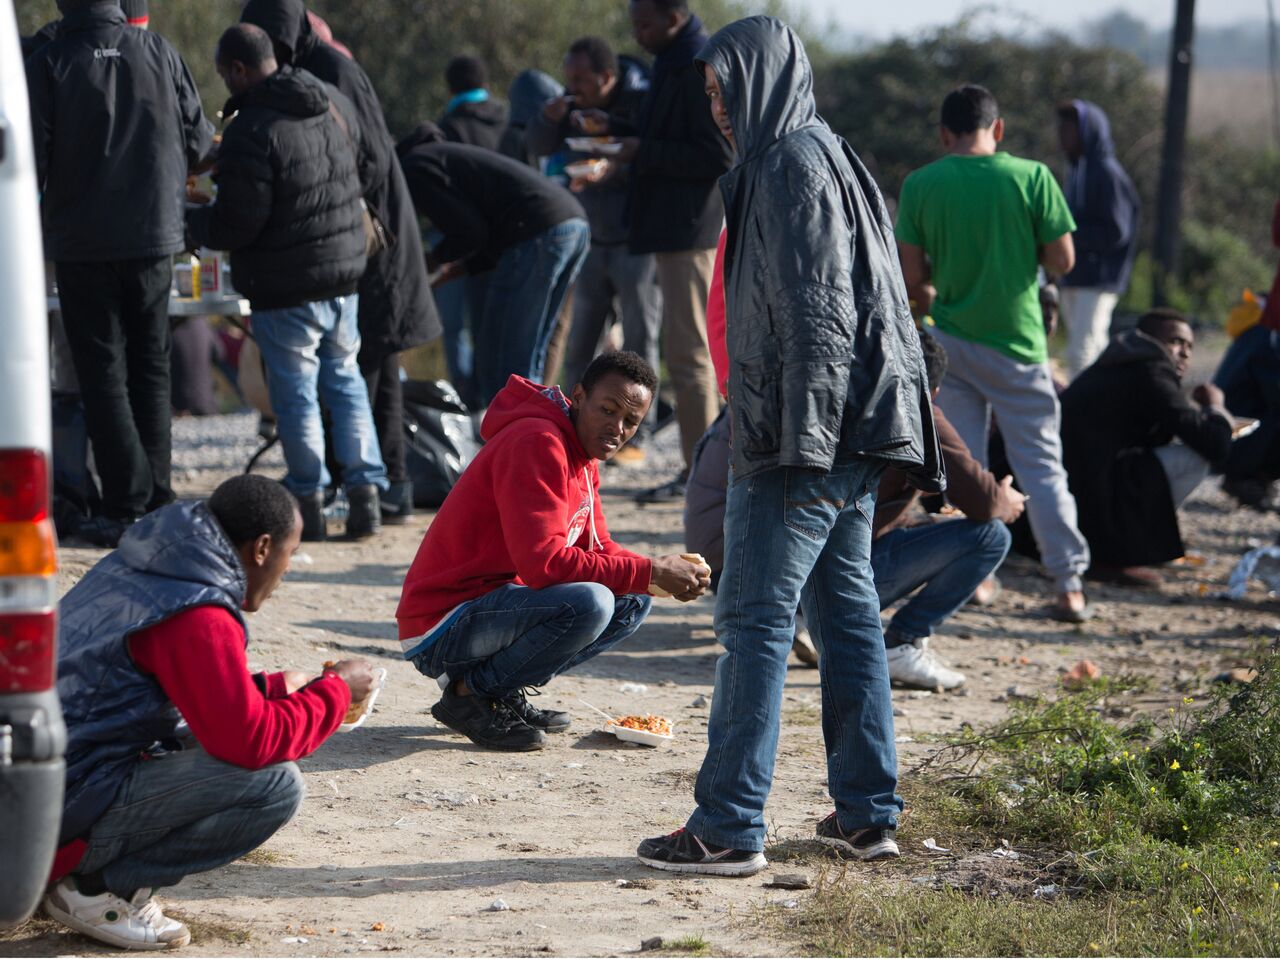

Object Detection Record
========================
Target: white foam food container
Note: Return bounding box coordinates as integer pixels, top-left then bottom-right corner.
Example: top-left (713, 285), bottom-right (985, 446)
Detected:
top-left (604, 720), bottom-right (674, 747)
top-left (338, 667), bottom-right (387, 732)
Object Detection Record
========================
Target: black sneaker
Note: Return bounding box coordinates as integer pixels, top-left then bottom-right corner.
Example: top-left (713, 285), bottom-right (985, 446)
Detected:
top-left (430, 686), bottom-right (546, 751)
top-left (502, 687), bottom-right (571, 733)
top-left (636, 828), bottom-right (767, 877)
top-left (815, 813), bottom-right (900, 860)
top-left (635, 475), bottom-right (687, 505)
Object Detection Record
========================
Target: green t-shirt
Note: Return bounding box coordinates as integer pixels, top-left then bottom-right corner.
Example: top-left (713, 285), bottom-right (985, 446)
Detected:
top-left (895, 152), bottom-right (1076, 364)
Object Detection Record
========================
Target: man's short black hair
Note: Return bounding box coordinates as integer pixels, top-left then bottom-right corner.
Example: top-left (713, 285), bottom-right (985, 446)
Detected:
top-left (445, 55), bottom-right (488, 94)
top-left (580, 350), bottom-right (659, 395)
top-left (919, 331), bottom-right (948, 393)
top-left (216, 23), bottom-right (275, 70)
top-left (567, 36), bottom-right (618, 76)
top-left (940, 84), bottom-right (999, 135)
top-left (1137, 307), bottom-right (1191, 338)
top-left (208, 474), bottom-right (298, 548)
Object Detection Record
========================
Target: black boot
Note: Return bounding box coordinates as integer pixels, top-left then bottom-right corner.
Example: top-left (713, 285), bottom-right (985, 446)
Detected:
top-left (345, 484), bottom-right (381, 540)
top-left (380, 480), bottom-right (414, 526)
top-left (296, 490), bottom-right (326, 542)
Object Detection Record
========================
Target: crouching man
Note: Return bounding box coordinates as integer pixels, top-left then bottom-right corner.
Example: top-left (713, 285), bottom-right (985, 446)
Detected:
top-left (44, 475), bottom-right (375, 950)
top-left (397, 352), bottom-right (709, 751)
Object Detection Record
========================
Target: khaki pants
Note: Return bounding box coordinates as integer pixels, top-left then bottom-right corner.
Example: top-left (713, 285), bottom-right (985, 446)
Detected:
top-left (656, 248), bottom-right (720, 470)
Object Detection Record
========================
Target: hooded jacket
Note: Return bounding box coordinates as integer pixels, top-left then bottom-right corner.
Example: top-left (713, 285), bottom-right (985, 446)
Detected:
top-left (26, 0), bottom-right (213, 262)
top-left (1062, 100), bottom-right (1141, 292)
top-left (627, 14), bottom-right (733, 254)
top-left (186, 67), bottom-right (367, 310)
top-left (396, 376), bottom-right (652, 650)
top-left (695, 17), bottom-right (944, 489)
top-left (499, 69), bottom-right (564, 168)
top-left (241, 0), bottom-right (440, 355)
top-left (56, 503), bottom-right (248, 843)
top-left (440, 95), bottom-right (509, 152)
top-left (527, 56), bottom-right (651, 246)
top-left (1061, 329), bottom-right (1232, 566)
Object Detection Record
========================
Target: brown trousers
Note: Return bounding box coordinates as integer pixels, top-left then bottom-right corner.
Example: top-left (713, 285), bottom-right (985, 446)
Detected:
top-left (655, 248), bottom-right (721, 470)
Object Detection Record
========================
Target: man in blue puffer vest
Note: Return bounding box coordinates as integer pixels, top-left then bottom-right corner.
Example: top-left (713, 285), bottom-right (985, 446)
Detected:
top-left (45, 475), bottom-right (375, 950)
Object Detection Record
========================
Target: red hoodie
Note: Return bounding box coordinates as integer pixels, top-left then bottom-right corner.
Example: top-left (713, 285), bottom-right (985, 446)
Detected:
top-left (396, 377), bottom-right (653, 650)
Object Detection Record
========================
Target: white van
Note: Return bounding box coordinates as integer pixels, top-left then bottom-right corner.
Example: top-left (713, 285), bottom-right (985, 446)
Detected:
top-left (0, 0), bottom-right (66, 928)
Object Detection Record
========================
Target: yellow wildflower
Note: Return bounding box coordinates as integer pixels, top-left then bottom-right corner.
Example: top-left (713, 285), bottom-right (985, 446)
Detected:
top-left (1179, 862), bottom-right (1189, 870)
top-left (1192, 906), bottom-right (1203, 915)
top-left (1170, 760), bottom-right (1181, 770)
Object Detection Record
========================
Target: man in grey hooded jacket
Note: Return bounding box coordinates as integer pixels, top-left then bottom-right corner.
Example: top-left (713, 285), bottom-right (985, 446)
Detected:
top-left (637, 16), bottom-right (944, 876)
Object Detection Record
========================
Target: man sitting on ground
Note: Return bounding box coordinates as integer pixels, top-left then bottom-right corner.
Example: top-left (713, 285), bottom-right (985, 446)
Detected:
top-left (46, 475), bottom-right (375, 950)
top-left (396, 352), bottom-right (709, 751)
top-left (1060, 309), bottom-right (1234, 586)
top-left (872, 332), bottom-right (1022, 689)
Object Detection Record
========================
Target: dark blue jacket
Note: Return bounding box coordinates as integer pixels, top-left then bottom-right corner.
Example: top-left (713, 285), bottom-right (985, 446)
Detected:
top-left (56, 503), bottom-right (247, 843)
top-left (1061, 100), bottom-right (1141, 292)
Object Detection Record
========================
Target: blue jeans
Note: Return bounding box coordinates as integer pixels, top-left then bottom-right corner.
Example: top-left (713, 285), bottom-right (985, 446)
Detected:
top-left (873, 518), bottom-right (1011, 645)
top-left (252, 295), bottom-right (388, 496)
top-left (471, 218), bottom-right (590, 407)
top-left (687, 460), bottom-right (899, 853)
top-left (411, 582), bottom-right (651, 699)
top-left (428, 227), bottom-right (480, 409)
top-left (74, 749), bottom-right (303, 895)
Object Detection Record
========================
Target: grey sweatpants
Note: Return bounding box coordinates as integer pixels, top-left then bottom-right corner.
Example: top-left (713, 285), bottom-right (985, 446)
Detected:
top-left (932, 329), bottom-right (1090, 593)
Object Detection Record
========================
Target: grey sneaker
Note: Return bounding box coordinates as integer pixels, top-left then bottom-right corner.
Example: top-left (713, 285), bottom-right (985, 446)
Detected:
top-left (815, 813), bottom-right (900, 860)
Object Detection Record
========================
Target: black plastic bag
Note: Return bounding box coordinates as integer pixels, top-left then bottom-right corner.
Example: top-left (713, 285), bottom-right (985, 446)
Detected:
top-left (402, 380), bottom-right (480, 508)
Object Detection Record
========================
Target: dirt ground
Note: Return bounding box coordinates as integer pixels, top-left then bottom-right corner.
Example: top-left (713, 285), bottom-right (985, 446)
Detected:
top-left (6, 350), bottom-right (1278, 958)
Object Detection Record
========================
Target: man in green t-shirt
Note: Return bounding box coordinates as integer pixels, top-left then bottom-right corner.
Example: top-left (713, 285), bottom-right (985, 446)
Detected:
top-left (895, 84), bottom-right (1092, 623)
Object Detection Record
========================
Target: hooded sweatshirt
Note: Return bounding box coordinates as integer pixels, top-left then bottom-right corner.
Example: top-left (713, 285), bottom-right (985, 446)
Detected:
top-left (1062, 100), bottom-right (1141, 292)
top-left (396, 376), bottom-right (652, 652)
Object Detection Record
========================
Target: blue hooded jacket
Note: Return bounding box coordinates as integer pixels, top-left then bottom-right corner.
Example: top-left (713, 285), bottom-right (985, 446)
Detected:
top-left (56, 502), bottom-right (248, 843)
top-left (1062, 100), bottom-right (1141, 292)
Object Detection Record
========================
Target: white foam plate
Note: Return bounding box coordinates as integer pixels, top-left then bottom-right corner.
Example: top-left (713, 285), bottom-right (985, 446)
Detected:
top-left (338, 667), bottom-right (387, 732)
top-left (603, 722), bottom-right (673, 747)
top-left (1232, 417), bottom-right (1260, 440)
top-left (565, 136), bottom-right (625, 155)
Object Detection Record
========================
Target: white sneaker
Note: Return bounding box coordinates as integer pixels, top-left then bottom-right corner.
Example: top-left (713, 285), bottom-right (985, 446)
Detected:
top-left (886, 638), bottom-right (965, 690)
top-left (791, 623), bottom-right (819, 666)
top-left (43, 878), bottom-right (191, 950)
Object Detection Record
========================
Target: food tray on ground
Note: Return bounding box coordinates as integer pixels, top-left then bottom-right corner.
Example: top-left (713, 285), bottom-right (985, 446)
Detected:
top-left (1232, 417), bottom-right (1260, 440)
top-left (565, 136), bottom-right (625, 155)
top-left (565, 158), bottom-right (608, 180)
top-left (604, 713), bottom-right (673, 747)
top-left (338, 667), bottom-right (387, 732)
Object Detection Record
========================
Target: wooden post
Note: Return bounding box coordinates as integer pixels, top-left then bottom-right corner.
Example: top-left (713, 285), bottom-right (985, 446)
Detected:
top-left (1153, 0), bottom-right (1196, 306)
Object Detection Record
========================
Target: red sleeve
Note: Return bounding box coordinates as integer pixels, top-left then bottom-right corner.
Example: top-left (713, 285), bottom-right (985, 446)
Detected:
top-left (128, 606), bottom-right (350, 770)
top-left (708, 229), bottom-right (728, 398)
top-left (1272, 199), bottom-right (1280, 249)
top-left (493, 434), bottom-right (652, 594)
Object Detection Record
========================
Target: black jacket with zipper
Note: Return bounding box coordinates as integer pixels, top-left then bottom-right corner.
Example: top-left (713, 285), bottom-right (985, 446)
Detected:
top-left (624, 15), bottom-right (733, 255)
top-left (695, 17), bottom-right (943, 489)
top-left (240, 0), bottom-right (440, 356)
top-left (26, 1), bottom-right (213, 262)
top-left (185, 67), bottom-right (366, 311)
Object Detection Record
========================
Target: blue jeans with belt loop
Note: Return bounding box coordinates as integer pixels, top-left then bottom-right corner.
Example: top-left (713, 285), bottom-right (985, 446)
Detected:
top-left (685, 458), bottom-right (900, 853)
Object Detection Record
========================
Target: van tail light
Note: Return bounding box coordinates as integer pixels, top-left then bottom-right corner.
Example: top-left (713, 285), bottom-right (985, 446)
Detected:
top-left (0, 450), bottom-right (57, 693)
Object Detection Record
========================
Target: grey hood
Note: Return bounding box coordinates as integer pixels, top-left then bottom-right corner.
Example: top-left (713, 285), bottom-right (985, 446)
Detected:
top-left (695, 15), bottom-right (817, 165)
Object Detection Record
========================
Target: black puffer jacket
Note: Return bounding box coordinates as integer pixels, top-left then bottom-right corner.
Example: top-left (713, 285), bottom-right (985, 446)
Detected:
top-left (241, 0), bottom-right (440, 356)
top-left (185, 67), bottom-right (365, 310)
top-left (695, 18), bottom-right (944, 489)
top-left (26, 1), bottom-right (213, 262)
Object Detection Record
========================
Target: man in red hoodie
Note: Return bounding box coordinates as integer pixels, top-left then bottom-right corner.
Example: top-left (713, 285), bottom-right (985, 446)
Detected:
top-left (397, 352), bottom-right (709, 751)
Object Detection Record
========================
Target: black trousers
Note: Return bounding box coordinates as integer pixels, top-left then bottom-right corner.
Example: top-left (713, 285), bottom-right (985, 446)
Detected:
top-left (324, 351), bottom-right (405, 487)
top-left (56, 258), bottom-right (174, 519)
